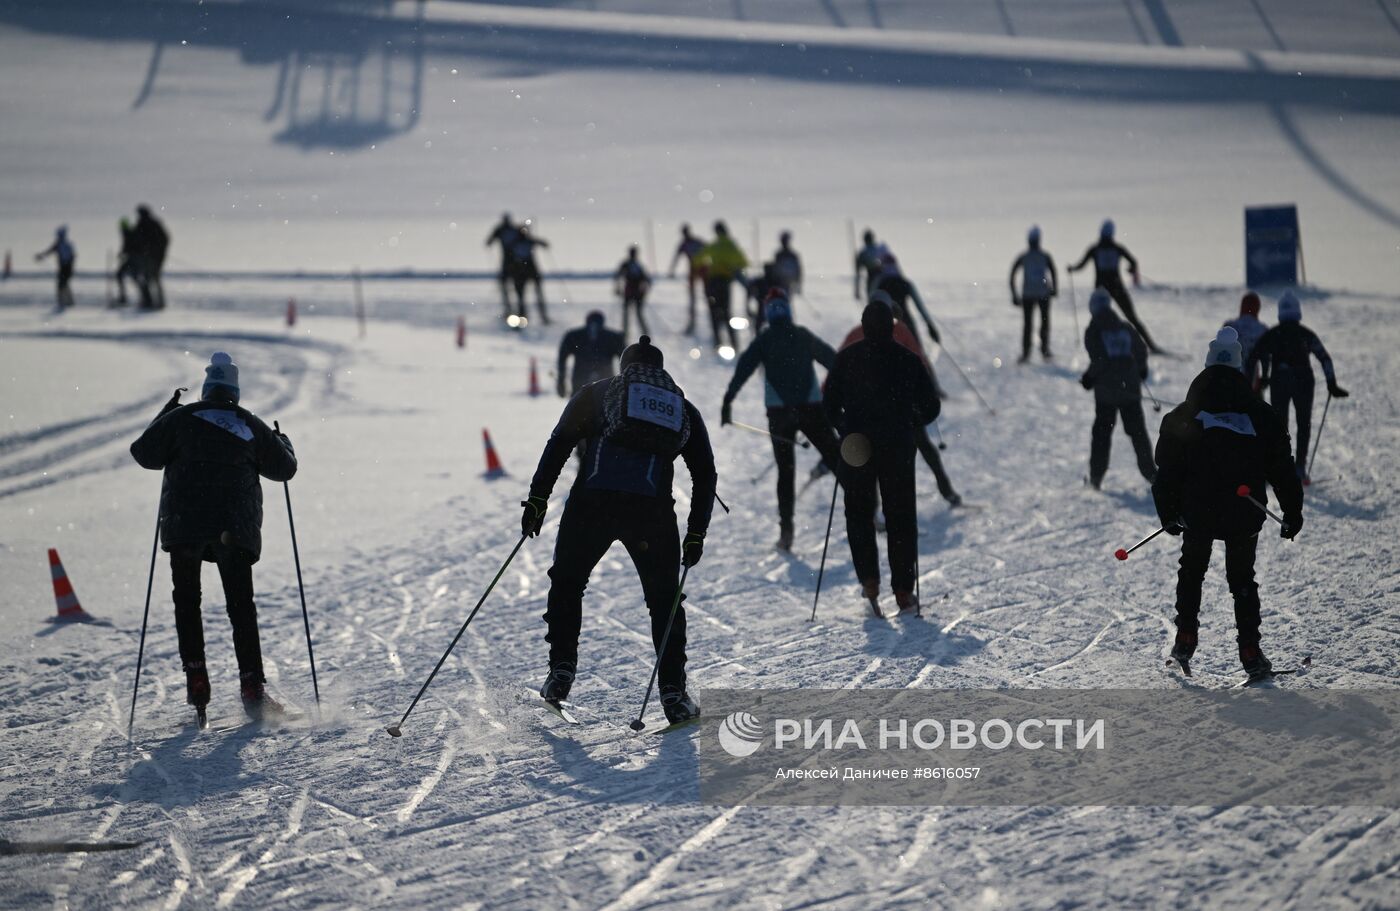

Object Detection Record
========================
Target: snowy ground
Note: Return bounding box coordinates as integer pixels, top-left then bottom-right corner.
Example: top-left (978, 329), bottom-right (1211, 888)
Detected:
top-left (3, 0), bottom-right (1400, 908)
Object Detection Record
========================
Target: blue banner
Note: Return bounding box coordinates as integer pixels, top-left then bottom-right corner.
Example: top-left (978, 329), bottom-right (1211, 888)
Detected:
top-left (1245, 205), bottom-right (1299, 287)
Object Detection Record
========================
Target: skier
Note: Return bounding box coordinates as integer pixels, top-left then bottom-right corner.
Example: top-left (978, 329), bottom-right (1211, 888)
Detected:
top-left (1008, 225), bottom-right (1059, 363)
top-left (523, 335), bottom-right (716, 724)
top-left (113, 217), bottom-right (138, 307)
top-left (853, 228), bottom-right (883, 301)
top-left (506, 224), bottom-right (551, 325)
top-left (614, 245), bottom-right (652, 338)
top-left (1246, 291), bottom-right (1349, 482)
top-left (744, 263), bottom-right (784, 336)
top-left (129, 352), bottom-right (298, 720)
top-left (869, 252), bottom-right (941, 353)
top-left (667, 224), bottom-right (707, 336)
top-left (824, 301), bottom-right (941, 617)
top-left (1068, 219), bottom-right (1162, 354)
top-left (485, 212), bottom-right (521, 320)
top-left (1081, 289), bottom-right (1156, 489)
top-left (35, 226), bottom-right (76, 310)
top-left (771, 230), bottom-right (803, 296)
top-left (695, 221), bottom-right (748, 353)
top-left (557, 310), bottom-right (626, 397)
top-left (1224, 292), bottom-right (1268, 391)
top-left (1153, 327), bottom-right (1305, 681)
top-left (721, 289), bottom-right (844, 551)
top-left (131, 204), bottom-right (169, 309)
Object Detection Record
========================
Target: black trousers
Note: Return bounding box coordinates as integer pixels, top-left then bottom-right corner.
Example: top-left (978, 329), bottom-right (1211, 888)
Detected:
top-left (843, 441), bottom-right (918, 594)
top-left (170, 549), bottom-right (264, 683)
top-left (1269, 368), bottom-right (1314, 470)
top-left (1098, 273), bottom-right (1158, 351)
top-left (622, 293), bottom-right (649, 338)
top-left (510, 265), bottom-right (549, 323)
top-left (1090, 401), bottom-right (1156, 484)
top-left (56, 263), bottom-right (74, 309)
top-left (704, 276), bottom-right (738, 350)
top-left (914, 427), bottom-right (958, 501)
top-left (1020, 297), bottom-right (1051, 356)
top-left (767, 404), bottom-right (844, 529)
top-left (1174, 532), bottom-right (1262, 647)
top-left (543, 490), bottom-right (687, 688)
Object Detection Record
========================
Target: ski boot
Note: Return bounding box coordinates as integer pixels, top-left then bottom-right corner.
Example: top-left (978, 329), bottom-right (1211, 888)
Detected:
top-left (1239, 643), bottom-right (1273, 684)
top-left (185, 661), bottom-right (210, 728)
top-left (539, 661), bottom-right (576, 705)
top-left (945, 492), bottom-right (963, 509)
top-left (776, 522), bottom-right (794, 553)
top-left (894, 590), bottom-right (921, 617)
top-left (861, 580), bottom-right (884, 619)
top-left (240, 675), bottom-right (285, 721)
top-left (1017, 352), bottom-right (1030, 365)
top-left (660, 683), bottom-right (701, 726)
top-left (1041, 347), bottom-right (1054, 360)
top-left (1169, 630), bottom-right (1197, 676)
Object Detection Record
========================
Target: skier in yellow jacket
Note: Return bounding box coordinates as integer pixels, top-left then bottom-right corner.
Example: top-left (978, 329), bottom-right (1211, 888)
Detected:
top-left (696, 221), bottom-right (748, 353)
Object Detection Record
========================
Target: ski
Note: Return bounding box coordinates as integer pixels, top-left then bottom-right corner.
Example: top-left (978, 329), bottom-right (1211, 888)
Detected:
top-left (867, 596), bottom-right (885, 619)
top-left (1239, 656), bottom-right (1312, 688)
top-left (196, 706), bottom-right (208, 730)
top-left (525, 687), bottom-right (581, 725)
top-left (1164, 656), bottom-right (1192, 677)
top-left (646, 716), bottom-right (702, 736)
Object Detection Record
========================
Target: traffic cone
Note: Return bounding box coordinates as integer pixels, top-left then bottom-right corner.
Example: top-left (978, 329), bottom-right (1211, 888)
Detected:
top-left (2, 250), bottom-right (11, 280)
top-left (456, 316), bottom-right (467, 349)
top-left (482, 428), bottom-right (506, 479)
top-left (286, 298), bottom-right (297, 327)
top-left (49, 549), bottom-right (90, 621)
top-left (528, 358), bottom-right (540, 397)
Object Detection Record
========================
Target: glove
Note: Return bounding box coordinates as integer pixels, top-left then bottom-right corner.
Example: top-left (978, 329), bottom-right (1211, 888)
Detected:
top-left (925, 321), bottom-right (941, 345)
top-left (1281, 512), bottom-right (1303, 541)
top-left (556, 378), bottom-right (567, 398)
top-left (1328, 384), bottom-right (1349, 399)
top-left (521, 495), bottom-right (547, 537)
top-left (1163, 519), bottom-right (1184, 536)
top-left (720, 400), bottom-right (733, 427)
top-left (1079, 372), bottom-right (1094, 391)
top-left (682, 531), bottom-right (705, 567)
top-left (1011, 296), bottom-right (1022, 308)
top-left (1130, 268), bottom-right (1142, 288)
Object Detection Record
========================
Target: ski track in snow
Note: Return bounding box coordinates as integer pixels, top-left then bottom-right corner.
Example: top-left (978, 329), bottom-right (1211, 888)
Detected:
top-left (1, 272), bottom-right (1398, 910)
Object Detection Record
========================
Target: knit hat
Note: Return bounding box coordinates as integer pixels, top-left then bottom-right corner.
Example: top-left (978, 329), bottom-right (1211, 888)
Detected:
top-left (585, 309), bottom-right (605, 325)
top-left (1027, 225), bottom-right (1041, 245)
top-left (868, 289), bottom-right (895, 312)
top-left (202, 352), bottom-right (240, 401)
top-left (1205, 326), bottom-right (1244, 372)
top-left (620, 335), bottom-right (664, 369)
top-left (1088, 288), bottom-right (1113, 316)
top-left (763, 289), bottom-right (792, 324)
top-left (1277, 291), bottom-right (1302, 322)
top-left (1100, 219), bottom-right (1115, 239)
top-left (861, 301), bottom-right (894, 341)
top-left (1240, 292), bottom-right (1261, 318)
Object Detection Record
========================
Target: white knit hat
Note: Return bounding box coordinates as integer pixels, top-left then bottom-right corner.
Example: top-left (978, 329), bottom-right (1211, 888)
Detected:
top-left (1205, 327), bottom-right (1243, 371)
top-left (1277, 291), bottom-right (1302, 322)
top-left (202, 352), bottom-right (240, 400)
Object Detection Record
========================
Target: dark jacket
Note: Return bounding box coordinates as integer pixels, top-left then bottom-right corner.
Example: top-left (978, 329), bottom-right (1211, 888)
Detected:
top-left (1247, 322), bottom-right (1336, 387)
top-left (132, 213), bottom-right (169, 270)
top-left (529, 380), bottom-right (718, 536)
top-left (1153, 365), bottom-right (1303, 539)
top-left (724, 321), bottom-right (836, 410)
top-left (1082, 311), bottom-right (1148, 406)
top-left (130, 399), bottom-right (297, 562)
top-left (558, 323), bottom-right (626, 394)
top-left (1072, 239), bottom-right (1137, 284)
top-left (824, 337), bottom-right (940, 449)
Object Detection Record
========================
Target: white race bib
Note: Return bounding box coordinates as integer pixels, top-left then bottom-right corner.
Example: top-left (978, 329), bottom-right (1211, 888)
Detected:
top-left (195, 409), bottom-right (254, 441)
top-left (627, 383), bottom-right (683, 431)
top-left (1196, 411), bottom-right (1256, 437)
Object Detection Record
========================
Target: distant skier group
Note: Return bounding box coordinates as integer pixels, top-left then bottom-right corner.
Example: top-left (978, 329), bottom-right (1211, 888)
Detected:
top-left (32, 205), bottom-right (170, 311)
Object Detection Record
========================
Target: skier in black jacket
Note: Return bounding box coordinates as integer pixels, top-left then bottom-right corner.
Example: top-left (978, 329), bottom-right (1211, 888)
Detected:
top-left (1081, 289), bottom-right (1156, 489)
top-left (129, 352), bottom-right (298, 719)
top-left (869, 252), bottom-right (941, 353)
top-left (1246, 291), bottom-right (1349, 483)
top-left (485, 212), bottom-right (521, 320)
top-left (824, 301), bottom-right (940, 617)
top-left (1068, 219), bottom-right (1161, 353)
top-left (722, 290), bottom-right (844, 551)
top-left (524, 336), bottom-right (716, 723)
top-left (613, 245), bottom-right (652, 338)
top-left (1153, 327), bottom-right (1305, 679)
top-left (557, 310), bottom-right (626, 397)
top-left (131, 205), bottom-right (169, 310)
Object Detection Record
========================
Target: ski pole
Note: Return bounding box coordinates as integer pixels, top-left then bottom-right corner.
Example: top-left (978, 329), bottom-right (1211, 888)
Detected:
top-left (1307, 391), bottom-right (1332, 478)
top-left (542, 248), bottom-right (575, 306)
top-left (750, 460), bottom-right (777, 485)
top-left (387, 533), bottom-right (528, 737)
top-left (932, 420), bottom-right (948, 451)
top-left (1235, 485), bottom-right (1284, 526)
top-left (1142, 378), bottom-right (1163, 413)
top-left (1113, 522), bottom-right (1180, 561)
top-left (127, 509), bottom-right (161, 738)
top-left (275, 423), bottom-right (320, 708)
top-left (1067, 271), bottom-right (1081, 342)
top-left (808, 478), bottom-right (841, 622)
top-left (629, 562), bottom-right (691, 731)
top-left (934, 340), bottom-right (997, 417)
top-left (731, 420), bottom-right (810, 449)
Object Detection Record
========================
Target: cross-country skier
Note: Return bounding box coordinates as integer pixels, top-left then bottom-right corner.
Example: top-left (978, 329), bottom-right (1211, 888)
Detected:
top-left (1153, 327), bottom-right (1304, 681)
top-left (772, 230), bottom-right (803, 296)
top-left (1068, 219), bottom-right (1162, 354)
top-left (744, 263), bottom-right (784, 337)
top-left (721, 289), bottom-right (844, 551)
top-left (114, 217), bottom-right (138, 307)
top-left (485, 212), bottom-right (521, 320)
top-left (557, 310), bottom-right (626, 398)
top-left (695, 221), bottom-right (748, 353)
top-left (506, 224), bottom-right (551, 325)
top-left (667, 223), bottom-right (706, 335)
top-left (1224, 292), bottom-right (1268, 392)
top-left (35, 226), bottom-right (76, 310)
top-left (131, 204), bottom-right (169, 309)
top-left (1081, 289), bottom-right (1156, 489)
top-left (1246, 291), bottom-right (1348, 483)
top-left (524, 336), bottom-right (716, 724)
top-left (853, 229), bottom-right (883, 301)
top-left (869, 252), bottom-right (941, 353)
top-left (824, 301), bottom-right (941, 617)
top-left (614, 245), bottom-right (652, 338)
top-left (129, 352), bottom-right (298, 720)
top-left (1008, 225), bottom-right (1059, 363)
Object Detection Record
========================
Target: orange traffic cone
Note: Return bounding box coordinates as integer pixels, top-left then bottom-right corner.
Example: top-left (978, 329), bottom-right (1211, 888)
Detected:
top-left (528, 358), bottom-right (540, 397)
top-left (456, 316), bottom-right (467, 349)
top-left (482, 428), bottom-right (506, 479)
top-left (49, 548), bottom-right (90, 621)
top-left (286, 298), bottom-right (297, 327)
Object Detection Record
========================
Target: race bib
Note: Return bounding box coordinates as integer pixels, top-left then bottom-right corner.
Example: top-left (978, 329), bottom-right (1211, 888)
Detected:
top-left (1196, 411), bottom-right (1256, 437)
top-left (628, 383), bottom-right (683, 431)
top-left (195, 409), bottom-right (254, 441)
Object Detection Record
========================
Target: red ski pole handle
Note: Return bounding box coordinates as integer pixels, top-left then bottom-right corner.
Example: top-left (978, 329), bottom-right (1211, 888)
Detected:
top-left (1235, 485), bottom-right (1284, 526)
top-left (1114, 522), bottom-right (1180, 561)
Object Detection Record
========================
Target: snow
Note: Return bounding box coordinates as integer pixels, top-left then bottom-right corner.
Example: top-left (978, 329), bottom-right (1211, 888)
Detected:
top-left (2, 1), bottom-right (1399, 908)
